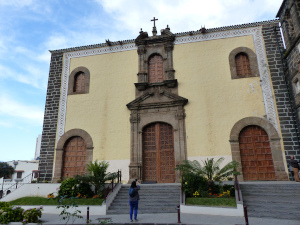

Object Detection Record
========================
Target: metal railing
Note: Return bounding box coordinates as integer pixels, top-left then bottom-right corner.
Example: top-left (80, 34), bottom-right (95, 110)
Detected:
top-left (104, 169), bottom-right (122, 202)
top-left (0, 172), bottom-right (40, 199)
top-left (234, 175), bottom-right (241, 201)
top-left (181, 176), bottom-right (185, 204)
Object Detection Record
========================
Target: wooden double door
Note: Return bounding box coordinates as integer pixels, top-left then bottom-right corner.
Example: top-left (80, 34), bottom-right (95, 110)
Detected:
top-left (62, 136), bottom-right (87, 178)
top-left (239, 125), bottom-right (276, 181)
top-left (142, 122), bottom-right (175, 183)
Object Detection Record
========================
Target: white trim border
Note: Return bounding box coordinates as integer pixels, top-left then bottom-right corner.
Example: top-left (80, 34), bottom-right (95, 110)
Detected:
top-left (56, 26), bottom-right (278, 143)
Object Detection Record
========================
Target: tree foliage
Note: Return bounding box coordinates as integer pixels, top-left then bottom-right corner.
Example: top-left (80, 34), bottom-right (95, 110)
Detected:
top-left (0, 162), bottom-right (15, 179)
top-left (75, 160), bottom-right (117, 196)
top-left (175, 157), bottom-right (239, 181)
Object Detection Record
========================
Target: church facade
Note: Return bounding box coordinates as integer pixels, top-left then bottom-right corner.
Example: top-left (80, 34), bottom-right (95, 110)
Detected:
top-left (39, 12), bottom-right (300, 183)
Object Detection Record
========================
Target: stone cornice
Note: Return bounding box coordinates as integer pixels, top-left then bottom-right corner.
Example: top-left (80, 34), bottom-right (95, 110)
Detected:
top-left (50, 20), bottom-right (279, 54)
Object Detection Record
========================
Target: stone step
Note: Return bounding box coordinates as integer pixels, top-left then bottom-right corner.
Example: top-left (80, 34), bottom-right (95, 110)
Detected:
top-left (240, 183), bottom-right (300, 220)
top-left (112, 198), bottom-right (179, 203)
top-left (244, 202), bottom-right (299, 210)
top-left (107, 208), bottom-right (177, 215)
top-left (118, 190), bottom-right (180, 194)
top-left (240, 187), bottom-right (299, 193)
top-left (109, 202), bottom-right (179, 207)
top-left (242, 196), bottom-right (298, 203)
top-left (118, 188), bottom-right (181, 191)
top-left (116, 193), bottom-right (180, 197)
top-left (107, 184), bottom-right (181, 215)
top-left (246, 209), bottom-right (299, 220)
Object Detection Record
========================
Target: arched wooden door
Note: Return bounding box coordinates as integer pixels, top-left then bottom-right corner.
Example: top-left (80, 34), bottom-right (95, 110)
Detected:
top-left (239, 125), bottom-right (276, 180)
top-left (62, 136), bottom-right (87, 178)
top-left (143, 122), bottom-right (175, 183)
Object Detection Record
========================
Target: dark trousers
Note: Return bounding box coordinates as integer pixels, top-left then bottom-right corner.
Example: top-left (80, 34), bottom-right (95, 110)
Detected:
top-left (129, 200), bottom-right (139, 220)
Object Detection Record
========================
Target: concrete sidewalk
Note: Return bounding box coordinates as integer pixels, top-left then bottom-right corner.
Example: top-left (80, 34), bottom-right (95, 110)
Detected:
top-left (39, 213), bottom-right (300, 225)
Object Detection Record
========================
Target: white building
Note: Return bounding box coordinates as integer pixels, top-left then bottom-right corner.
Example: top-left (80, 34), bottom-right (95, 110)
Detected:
top-left (34, 135), bottom-right (42, 160)
top-left (1, 160), bottom-right (39, 198)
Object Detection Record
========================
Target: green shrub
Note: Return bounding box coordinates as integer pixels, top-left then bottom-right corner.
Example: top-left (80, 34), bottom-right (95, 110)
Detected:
top-left (0, 206), bottom-right (24, 224)
top-left (0, 202), bottom-right (10, 209)
top-left (22, 207), bottom-right (43, 223)
top-left (0, 204), bottom-right (43, 224)
top-left (183, 173), bottom-right (208, 197)
top-left (75, 160), bottom-right (117, 196)
top-left (58, 178), bottom-right (93, 199)
top-left (199, 190), bottom-right (210, 197)
top-left (223, 184), bottom-right (235, 197)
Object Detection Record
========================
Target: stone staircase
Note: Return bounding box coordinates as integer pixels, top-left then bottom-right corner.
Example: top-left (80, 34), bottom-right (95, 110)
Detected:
top-left (240, 182), bottom-right (300, 220)
top-left (107, 184), bottom-right (181, 215)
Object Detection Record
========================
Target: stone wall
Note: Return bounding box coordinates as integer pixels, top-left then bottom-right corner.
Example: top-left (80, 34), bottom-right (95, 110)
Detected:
top-left (262, 23), bottom-right (300, 162)
top-left (38, 52), bottom-right (63, 181)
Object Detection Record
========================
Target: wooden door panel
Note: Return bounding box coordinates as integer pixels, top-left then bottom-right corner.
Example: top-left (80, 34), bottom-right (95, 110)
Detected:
top-left (62, 136), bottom-right (87, 179)
top-left (143, 123), bottom-right (175, 183)
top-left (148, 55), bottom-right (164, 83)
top-left (239, 126), bottom-right (275, 181)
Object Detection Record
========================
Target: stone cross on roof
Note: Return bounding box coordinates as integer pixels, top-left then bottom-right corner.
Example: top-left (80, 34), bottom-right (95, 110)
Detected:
top-left (151, 17), bottom-right (158, 36)
top-left (151, 17), bottom-right (158, 27)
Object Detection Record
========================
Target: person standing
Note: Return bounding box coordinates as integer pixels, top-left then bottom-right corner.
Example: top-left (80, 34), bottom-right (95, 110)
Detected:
top-left (129, 180), bottom-right (140, 222)
top-left (290, 155), bottom-right (300, 182)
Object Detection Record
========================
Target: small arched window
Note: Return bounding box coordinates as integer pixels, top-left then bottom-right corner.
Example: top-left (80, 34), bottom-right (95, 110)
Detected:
top-left (229, 47), bottom-right (259, 79)
top-left (68, 67), bottom-right (90, 95)
top-left (148, 54), bottom-right (164, 83)
top-left (235, 53), bottom-right (251, 78)
top-left (73, 72), bottom-right (85, 93)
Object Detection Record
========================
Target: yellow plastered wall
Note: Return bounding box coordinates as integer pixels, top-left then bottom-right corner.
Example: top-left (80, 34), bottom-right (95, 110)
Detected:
top-left (174, 35), bottom-right (266, 157)
top-left (62, 34), bottom-right (281, 163)
top-left (64, 50), bottom-right (137, 161)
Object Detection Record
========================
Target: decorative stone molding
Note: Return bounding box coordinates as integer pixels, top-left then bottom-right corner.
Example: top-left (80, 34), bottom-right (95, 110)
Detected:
top-left (68, 66), bottom-right (90, 95)
top-left (52, 129), bottom-right (94, 182)
top-left (229, 47), bottom-right (259, 79)
top-left (56, 25), bottom-right (279, 146)
top-left (134, 26), bottom-right (176, 89)
top-left (127, 76), bottom-right (188, 183)
top-left (229, 117), bottom-right (288, 181)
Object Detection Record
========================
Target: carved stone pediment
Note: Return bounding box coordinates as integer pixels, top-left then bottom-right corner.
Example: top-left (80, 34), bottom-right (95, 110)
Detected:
top-left (126, 90), bottom-right (188, 110)
top-left (135, 28), bottom-right (175, 46)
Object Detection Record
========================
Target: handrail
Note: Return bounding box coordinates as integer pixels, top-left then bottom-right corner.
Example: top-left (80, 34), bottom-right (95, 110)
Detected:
top-left (104, 169), bottom-right (121, 202)
top-left (181, 176), bottom-right (184, 204)
top-left (0, 171), bottom-right (40, 199)
top-left (234, 175), bottom-right (241, 201)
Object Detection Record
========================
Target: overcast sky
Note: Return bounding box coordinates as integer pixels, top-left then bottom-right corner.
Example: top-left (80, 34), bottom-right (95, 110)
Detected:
top-left (0, 0), bottom-right (284, 161)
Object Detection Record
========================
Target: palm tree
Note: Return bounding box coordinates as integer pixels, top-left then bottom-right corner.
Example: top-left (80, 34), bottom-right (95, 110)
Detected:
top-left (75, 160), bottom-right (117, 195)
top-left (175, 157), bottom-right (239, 182)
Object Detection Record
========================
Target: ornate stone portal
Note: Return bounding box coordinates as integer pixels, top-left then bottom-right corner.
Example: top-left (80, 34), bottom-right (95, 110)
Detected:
top-left (127, 23), bottom-right (188, 183)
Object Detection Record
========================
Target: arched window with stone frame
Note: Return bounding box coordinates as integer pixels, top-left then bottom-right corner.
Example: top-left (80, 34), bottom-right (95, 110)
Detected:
top-left (148, 54), bottom-right (164, 83)
top-left (229, 47), bottom-right (259, 79)
top-left (68, 66), bottom-right (90, 95)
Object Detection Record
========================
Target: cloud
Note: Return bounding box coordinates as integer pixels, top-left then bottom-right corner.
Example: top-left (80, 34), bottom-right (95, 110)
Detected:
top-left (0, 64), bottom-right (47, 89)
top-left (0, 120), bottom-right (13, 128)
top-left (0, 0), bottom-right (34, 7)
top-left (95, 0), bottom-right (283, 36)
top-left (0, 94), bottom-right (44, 124)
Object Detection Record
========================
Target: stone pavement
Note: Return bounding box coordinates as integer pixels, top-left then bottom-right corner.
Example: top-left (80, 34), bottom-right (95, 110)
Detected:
top-left (39, 212), bottom-right (300, 225)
